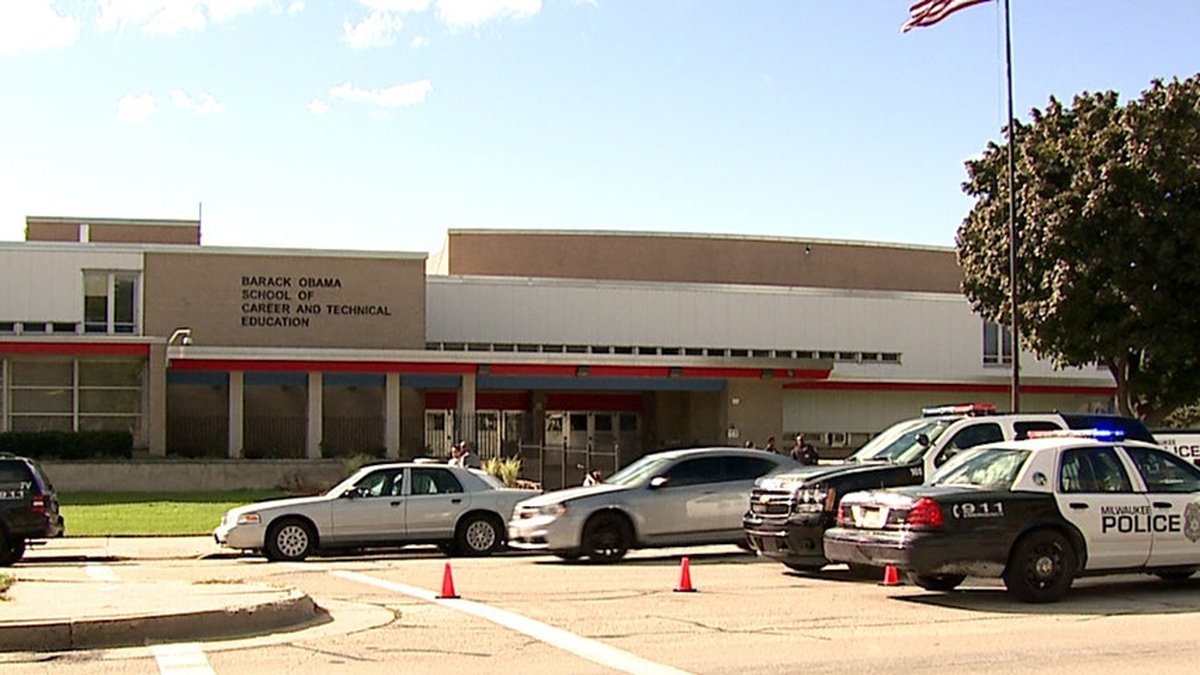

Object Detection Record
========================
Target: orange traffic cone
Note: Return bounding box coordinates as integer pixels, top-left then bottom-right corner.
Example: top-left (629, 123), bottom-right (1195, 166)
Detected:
top-left (879, 564), bottom-right (902, 587)
top-left (674, 556), bottom-right (697, 593)
top-left (437, 562), bottom-right (460, 599)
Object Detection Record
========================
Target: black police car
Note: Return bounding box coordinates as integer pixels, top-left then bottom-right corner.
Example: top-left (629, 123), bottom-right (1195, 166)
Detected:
top-left (742, 405), bottom-right (1155, 573)
top-left (823, 431), bottom-right (1200, 602)
top-left (0, 453), bottom-right (64, 565)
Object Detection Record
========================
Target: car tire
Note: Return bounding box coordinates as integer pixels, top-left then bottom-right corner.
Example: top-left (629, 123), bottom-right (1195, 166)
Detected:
top-left (265, 518), bottom-right (317, 562)
top-left (455, 513), bottom-right (503, 557)
top-left (0, 532), bottom-right (25, 567)
top-left (907, 572), bottom-right (966, 591)
top-left (582, 512), bottom-right (631, 563)
top-left (1003, 529), bottom-right (1076, 603)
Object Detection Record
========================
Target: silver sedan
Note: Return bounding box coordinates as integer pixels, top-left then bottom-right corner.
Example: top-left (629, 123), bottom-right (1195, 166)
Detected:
top-left (508, 447), bottom-right (798, 562)
top-left (215, 462), bottom-right (538, 561)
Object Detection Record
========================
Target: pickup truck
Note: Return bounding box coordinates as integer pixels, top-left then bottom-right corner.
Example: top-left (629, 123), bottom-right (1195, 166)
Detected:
top-left (742, 405), bottom-right (1155, 573)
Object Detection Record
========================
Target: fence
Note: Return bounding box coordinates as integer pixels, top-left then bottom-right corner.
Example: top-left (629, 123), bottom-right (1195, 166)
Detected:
top-left (518, 444), bottom-right (620, 492)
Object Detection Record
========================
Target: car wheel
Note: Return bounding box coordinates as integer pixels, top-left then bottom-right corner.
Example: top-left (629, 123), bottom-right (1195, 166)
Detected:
top-left (1154, 570), bottom-right (1196, 582)
top-left (907, 572), bottom-right (966, 591)
top-left (0, 532), bottom-right (25, 567)
top-left (456, 513), bottom-right (503, 556)
top-left (1003, 529), bottom-right (1076, 603)
top-left (265, 518), bottom-right (317, 562)
top-left (784, 562), bottom-right (824, 573)
top-left (582, 512), bottom-right (631, 563)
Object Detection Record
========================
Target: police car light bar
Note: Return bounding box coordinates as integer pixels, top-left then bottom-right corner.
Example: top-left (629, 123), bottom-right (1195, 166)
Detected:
top-left (921, 403), bottom-right (998, 417)
top-left (1026, 429), bottom-right (1126, 440)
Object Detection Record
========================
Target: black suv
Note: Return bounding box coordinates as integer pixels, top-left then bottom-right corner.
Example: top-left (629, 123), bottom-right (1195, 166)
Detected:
top-left (0, 453), bottom-right (64, 566)
top-left (742, 405), bottom-right (1155, 573)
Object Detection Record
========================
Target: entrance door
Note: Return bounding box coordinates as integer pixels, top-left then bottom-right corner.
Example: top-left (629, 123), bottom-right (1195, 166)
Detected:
top-left (425, 410), bottom-right (454, 456)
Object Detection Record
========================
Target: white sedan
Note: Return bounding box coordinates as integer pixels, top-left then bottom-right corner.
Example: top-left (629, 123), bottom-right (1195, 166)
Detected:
top-left (215, 462), bottom-right (538, 561)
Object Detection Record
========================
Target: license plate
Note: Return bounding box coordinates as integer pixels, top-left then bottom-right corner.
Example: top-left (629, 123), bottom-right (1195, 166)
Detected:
top-left (856, 506), bottom-right (888, 529)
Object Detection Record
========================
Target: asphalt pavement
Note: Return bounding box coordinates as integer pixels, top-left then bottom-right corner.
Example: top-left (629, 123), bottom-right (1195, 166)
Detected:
top-left (0, 537), bottom-right (320, 652)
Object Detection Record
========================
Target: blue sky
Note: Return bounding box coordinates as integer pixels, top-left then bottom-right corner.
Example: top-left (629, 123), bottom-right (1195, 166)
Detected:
top-left (2, 1), bottom-right (1198, 256)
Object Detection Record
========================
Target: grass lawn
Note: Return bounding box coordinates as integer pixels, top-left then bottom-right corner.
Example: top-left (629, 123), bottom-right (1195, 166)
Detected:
top-left (60, 491), bottom-right (289, 537)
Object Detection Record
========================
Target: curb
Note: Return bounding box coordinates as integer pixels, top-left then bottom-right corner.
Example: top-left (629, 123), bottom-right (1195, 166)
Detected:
top-left (0, 588), bottom-right (321, 652)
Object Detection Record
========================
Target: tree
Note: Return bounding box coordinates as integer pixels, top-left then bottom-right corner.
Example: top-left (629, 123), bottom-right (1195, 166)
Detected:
top-left (957, 74), bottom-right (1200, 425)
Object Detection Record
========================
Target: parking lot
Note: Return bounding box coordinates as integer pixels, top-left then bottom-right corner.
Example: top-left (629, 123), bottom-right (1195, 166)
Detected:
top-left (5, 540), bottom-right (1200, 674)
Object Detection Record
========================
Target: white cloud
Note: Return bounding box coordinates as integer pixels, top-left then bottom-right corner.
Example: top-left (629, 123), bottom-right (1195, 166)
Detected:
top-left (97, 0), bottom-right (272, 36)
top-left (411, 35), bottom-right (427, 49)
top-left (116, 93), bottom-right (160, 123)
top-left (359, 0), bottom-right (430, 12)
top-left (435, 0), bottom-right (541, 29)
top-left (307, 99), bottom-right (330, 116)
top-left (343, 10), bottom-right (404, 50)
top-left (329, 80), bottom-right (433, 108)
top-left (286, 1), bottom-right (305, 16)
top-left (171, 89), bottom-right (227, 115)
top-left (0, 1), bottom-right (81, 56)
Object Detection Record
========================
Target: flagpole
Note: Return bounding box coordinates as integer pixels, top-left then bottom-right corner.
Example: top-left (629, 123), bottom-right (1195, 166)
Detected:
top-left (1003, 0), bottom-right (1020, 412)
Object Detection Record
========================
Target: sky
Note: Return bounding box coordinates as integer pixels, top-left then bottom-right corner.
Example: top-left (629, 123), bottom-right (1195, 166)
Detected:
top-left (1, 1), bottom-right (1198, 256)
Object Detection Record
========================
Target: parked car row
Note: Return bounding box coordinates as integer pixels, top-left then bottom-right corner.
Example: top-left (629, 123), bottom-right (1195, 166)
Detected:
top-left (189, 405), bottom-right (1199, 604)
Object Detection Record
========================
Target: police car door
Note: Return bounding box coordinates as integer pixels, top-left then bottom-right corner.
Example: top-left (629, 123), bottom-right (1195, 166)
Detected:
top-left (1055, 447), bottom-right (1151, 570)
top-left (1122, 446), bottom-right (1200, 568)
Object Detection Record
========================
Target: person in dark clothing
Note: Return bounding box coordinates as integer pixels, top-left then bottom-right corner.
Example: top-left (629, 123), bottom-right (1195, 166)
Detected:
top-left (791, 434), bottom-right (820, 465)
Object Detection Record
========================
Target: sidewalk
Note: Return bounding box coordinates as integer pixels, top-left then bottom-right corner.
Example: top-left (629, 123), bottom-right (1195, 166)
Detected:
top-left (0, 537), bottom-right (320, 652)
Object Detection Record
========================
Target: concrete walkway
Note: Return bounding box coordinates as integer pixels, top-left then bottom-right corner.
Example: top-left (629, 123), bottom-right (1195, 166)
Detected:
top-left (0, 537), bottom-right (320, 652)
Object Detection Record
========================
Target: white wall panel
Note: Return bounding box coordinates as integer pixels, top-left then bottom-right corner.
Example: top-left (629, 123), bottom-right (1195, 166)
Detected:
top-left (428, 276), bottom-right (1111, 387)
top-left (0, 247), bottom-right (143, 323)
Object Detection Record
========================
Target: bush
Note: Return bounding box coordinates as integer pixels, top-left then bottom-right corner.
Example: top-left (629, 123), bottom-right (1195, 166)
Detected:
top-left (483, 457), bottom-right (523, 487)
top-left (0, 431), bottom-right (133, 460)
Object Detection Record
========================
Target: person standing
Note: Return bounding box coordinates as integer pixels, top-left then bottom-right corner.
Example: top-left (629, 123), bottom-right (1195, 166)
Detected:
top-left (763, 436), bottom-right (779, 454)
top-left (458, 440), bottom-right (482, 469)
top-left (791, 434), bottom-right (820, 465)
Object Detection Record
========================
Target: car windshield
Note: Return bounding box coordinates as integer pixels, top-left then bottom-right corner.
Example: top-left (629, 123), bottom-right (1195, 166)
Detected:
top-left (604, 454), bottom-right (677, 487)
top-left (848, 418), bottom-right (952, 465)
top-left (931, 448), bottom-right (1031, 488)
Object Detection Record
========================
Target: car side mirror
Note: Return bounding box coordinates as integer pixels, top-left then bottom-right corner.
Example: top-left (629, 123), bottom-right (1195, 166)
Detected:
top-left (649, 476), bottom-right (670, 489)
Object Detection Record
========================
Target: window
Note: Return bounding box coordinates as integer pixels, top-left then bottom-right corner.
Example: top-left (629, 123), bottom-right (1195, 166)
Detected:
top-left (1059, 448), bottom-right (1133, 493)
top-left (1013, 421), bottom-right (1063, 440)
top-left (83, 271), bottom-right (139, 334)
top-left (1125, 447), bottom-right (1200, 494)
top-left (983, 320), bottom-right (1013, 365)
top-left (723, 456), bottom-right (779, 482)
top-left (663, 457), bottom-right (723, 487)
top-left (353, 468), bottom-right (404, 497)
top-left (411, 468), bottom-right (464, 495)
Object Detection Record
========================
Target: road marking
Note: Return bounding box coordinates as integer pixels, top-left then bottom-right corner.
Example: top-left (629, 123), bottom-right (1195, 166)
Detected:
top-left (151, 643), bottom-right (216, 675)
top-left (332, 569), bottom-right (694, 675)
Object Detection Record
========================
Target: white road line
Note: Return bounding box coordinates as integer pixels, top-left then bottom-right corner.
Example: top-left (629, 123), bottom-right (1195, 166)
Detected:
top-left (151, 643), bottom-right (216, 675)
top-left (332, 569), bottom-right (694, 675)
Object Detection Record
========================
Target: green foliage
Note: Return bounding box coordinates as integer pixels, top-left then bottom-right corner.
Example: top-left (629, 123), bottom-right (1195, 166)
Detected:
top-left (0, 431), bottom-right (133, 460)
top-left (60, 491), bottom-right (287, 536)
top-left (483, 457), bottom-right (523, 487)
top-left (958, 74), bottom-right (1200, 424)
top-left (0, 574), bottom-right (12, 599)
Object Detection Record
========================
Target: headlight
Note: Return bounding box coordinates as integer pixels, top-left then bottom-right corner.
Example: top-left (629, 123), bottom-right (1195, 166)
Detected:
top-left (792, 487), bottom-right (828, 512)
top-left (538, 504), bottom-right (567, 517)
top-left (236, 512), bottom-right (262, 525)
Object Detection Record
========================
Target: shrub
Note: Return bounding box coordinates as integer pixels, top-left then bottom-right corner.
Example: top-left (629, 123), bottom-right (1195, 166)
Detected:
top-left (0, 431), bottom-right (133, 460)
top-left (483, 457), bottom-right (523, 487)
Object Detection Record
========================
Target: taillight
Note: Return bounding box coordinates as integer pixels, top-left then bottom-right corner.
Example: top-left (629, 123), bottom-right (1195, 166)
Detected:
top-left (32, 496), bottom-right (46, 514)
top-left (836, 503), bottom-right (849, 526)
top-left (905, 497), bottom-right (943, 529)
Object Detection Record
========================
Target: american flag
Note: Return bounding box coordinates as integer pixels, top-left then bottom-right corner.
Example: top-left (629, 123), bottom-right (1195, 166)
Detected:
top-left (902, 0), bottom-right (991, 32)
